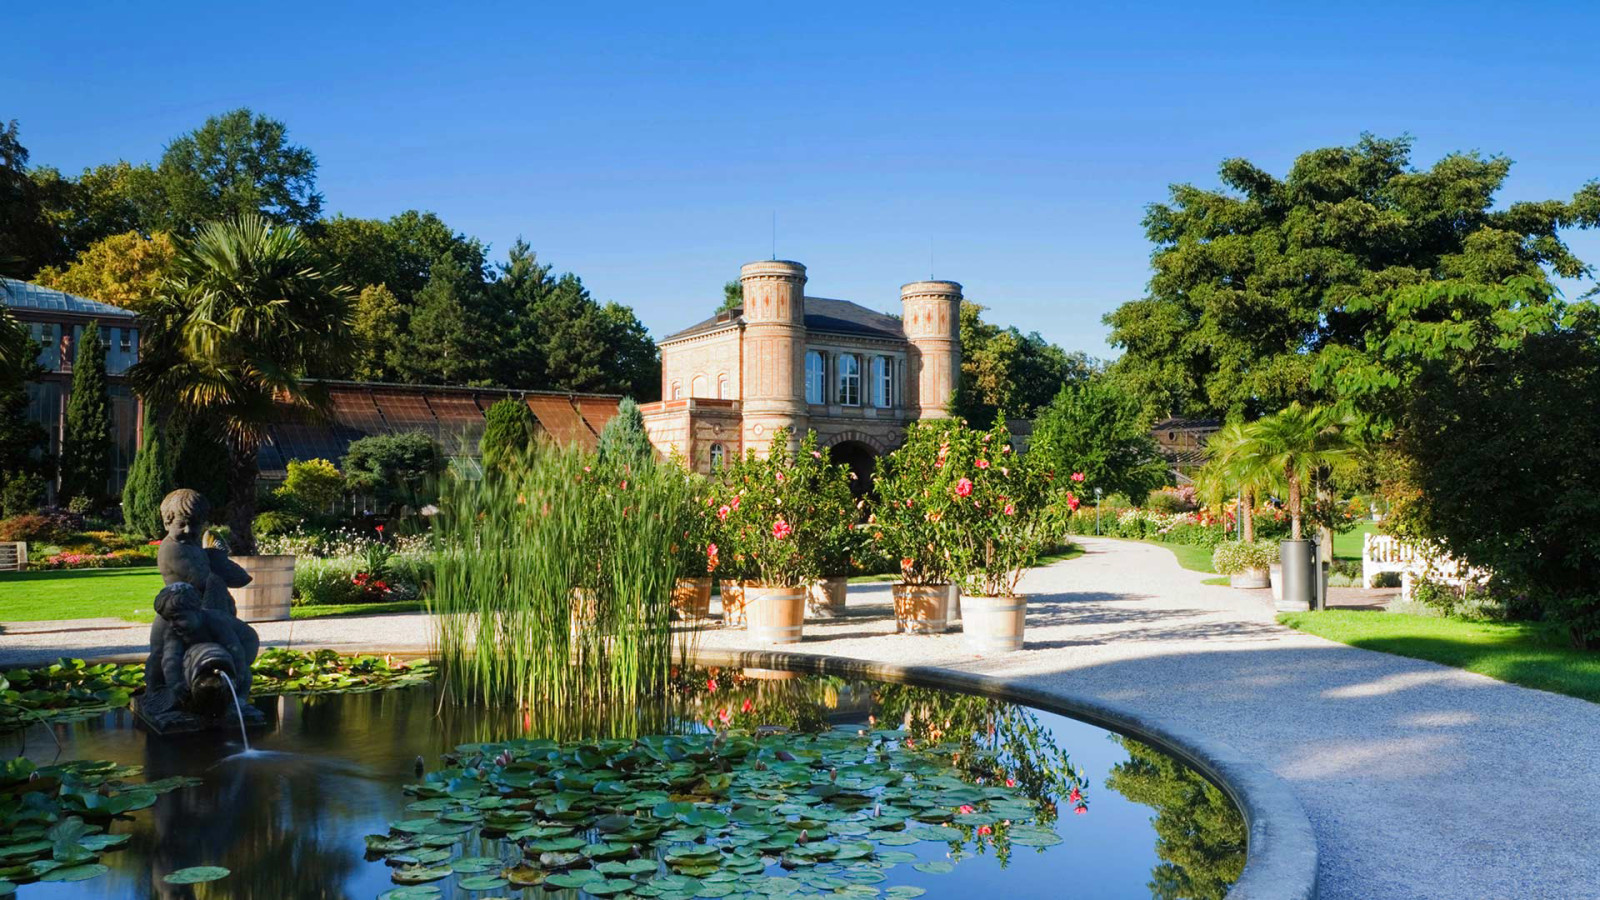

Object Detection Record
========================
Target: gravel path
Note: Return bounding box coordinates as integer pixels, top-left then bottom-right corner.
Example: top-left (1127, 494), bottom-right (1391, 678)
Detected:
top-left (5, 537), bottom-right (1597, 898)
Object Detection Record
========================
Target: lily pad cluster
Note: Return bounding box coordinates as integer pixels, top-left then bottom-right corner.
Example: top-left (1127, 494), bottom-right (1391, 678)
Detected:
top-left (1, 651), bottom-right (437, 734)
top-left (0, 756), bottom-right (203, 893)
top-left (366, 727), bottom-right (1065, 899)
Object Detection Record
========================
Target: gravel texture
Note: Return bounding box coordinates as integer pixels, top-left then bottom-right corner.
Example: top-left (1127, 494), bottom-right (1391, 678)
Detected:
top-left (5, 536), bottom-right (1598, 898)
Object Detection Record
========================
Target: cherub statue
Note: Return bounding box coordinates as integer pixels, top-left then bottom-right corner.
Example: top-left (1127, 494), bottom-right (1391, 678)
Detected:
top-left (156, 489), bottom-right (251, 614)
top-left (147, 582), bottom-right (261, 711)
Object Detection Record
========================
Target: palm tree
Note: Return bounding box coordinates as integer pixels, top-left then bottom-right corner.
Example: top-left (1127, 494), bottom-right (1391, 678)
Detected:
top-left (1239, 403), bottom-right (1357, 541)
top-left (1197, 420), bottom-right (1275, 543)
top-left (130, 214), bottom-right (351, 554)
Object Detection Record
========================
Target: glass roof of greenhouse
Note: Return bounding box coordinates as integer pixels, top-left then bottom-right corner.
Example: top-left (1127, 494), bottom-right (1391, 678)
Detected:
top-left (1, 277), bottom-right (137, 319)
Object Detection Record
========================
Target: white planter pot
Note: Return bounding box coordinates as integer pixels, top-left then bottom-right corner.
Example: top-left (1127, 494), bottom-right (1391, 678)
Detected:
top-left (962, 594), bottom-right (1026, 653)
top-left (1230, 567), bottom-right (1270, 589)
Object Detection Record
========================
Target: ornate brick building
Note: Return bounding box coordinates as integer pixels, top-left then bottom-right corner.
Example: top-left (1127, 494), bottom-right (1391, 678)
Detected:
top-left (640, 260), bottom-right (962, 484)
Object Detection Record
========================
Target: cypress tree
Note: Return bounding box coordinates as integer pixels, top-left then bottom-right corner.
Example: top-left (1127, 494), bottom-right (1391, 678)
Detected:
top-left (121, 404), bottom-right (170, 537)
top-left (598, 397), bottom-right (653, 467)
top-left (480, 396), bottom-right (537, 474)
top-left (59, 321), bottom-right (113, 505)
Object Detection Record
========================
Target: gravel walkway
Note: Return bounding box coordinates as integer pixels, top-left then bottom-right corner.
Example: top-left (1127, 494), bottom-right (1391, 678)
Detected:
top-left (5, 537), bottom-right (1597, 898)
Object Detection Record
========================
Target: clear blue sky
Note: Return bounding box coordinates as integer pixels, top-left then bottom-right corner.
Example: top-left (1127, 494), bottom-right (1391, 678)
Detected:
top-left (7, 1), bottom-right (1598, 357)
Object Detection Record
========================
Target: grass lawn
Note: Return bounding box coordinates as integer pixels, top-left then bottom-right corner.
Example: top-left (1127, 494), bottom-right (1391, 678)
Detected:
top-left (0, 567), bottom-right (422, 624)
top-left (1133, 539), bottom-right (1217, 575)
top-left (0, 567), bottom-right (163, 623)
top-left (1333, 521), bottom-right (1378, 561)
top-left (1279, 609), bottom-right (1600, 704)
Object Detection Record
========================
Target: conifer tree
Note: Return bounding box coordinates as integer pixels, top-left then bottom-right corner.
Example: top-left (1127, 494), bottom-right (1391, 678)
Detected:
top-left (60, 321), bottom-right (112, 505)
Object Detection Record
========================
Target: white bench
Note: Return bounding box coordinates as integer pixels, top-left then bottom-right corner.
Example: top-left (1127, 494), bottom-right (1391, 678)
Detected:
top-left (1362, 533), bottom-right (1416, 588)
top-left (0, 542), bottom-right (25, 572)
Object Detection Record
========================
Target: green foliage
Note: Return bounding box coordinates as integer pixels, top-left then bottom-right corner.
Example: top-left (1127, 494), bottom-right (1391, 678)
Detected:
top-left (32, 230), bottom-right (176, 314)
top-left (251, 509), bottom-right (301, 538)
top-left (349, 283), bottom-right (404, 381)
top-left (1393, 322), bottom-right (1600, 647)
top-left (711, 430), bottom-right (853, 588)
top-left (1210, 540), bottom-right (1278, 576)
top-left (480, 397), bottom-right (538, 474)
top-left (120, 406), bottom-right (167, 538)
top-left (0, 119), bottom-right (61, 277)
top-left (58, 322), bottom-right (112, 506)
top-left (131, 214), bottom-right (352, 554)
top-left (0, 472), bottom-right (45, 518)
top-left (342, 432), bottom-right (445, 515)
top-left (275, 458), bottom-right (344, 513)
top-left (0, 306), bottom-right (48, 512)
top-left (1105, 134), bottom-right (1600, 422)
top-left (597, 397), bottom-right (653, 467)
top-left (719, 279), bottom-right (743, 313)
top-left (154, 108), bottom-right (322, 230)
top-left (1030, 377), bottom-right (1168, 504)
top-left (429, 442), bottom-right (695, 710)
top-left (870, 420), bottom-right (968, 586)
top-left (946, 418), bottom-right (1051, 598)
top-left (1106, 738), bottom-right (1246, 900)
top-left (1230, 404), bottom-right (1358, 541)
top-left (951, 300), bottom-right (1093, 422)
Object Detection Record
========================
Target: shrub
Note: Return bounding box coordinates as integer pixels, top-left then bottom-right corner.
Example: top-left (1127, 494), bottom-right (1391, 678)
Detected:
top-left (713, 430), bottom-right (853, 588)
top-left (1146, 485), bottom-right (1198, 514)
top-left (0, 511), bottom-right (84, 543)
top-left (343, 432), bottom-right (445, 515)
top-left (293, 556), bottom-right (366, 606)
top-left (480, 397), bottom-right (538, 474)
top-left (943, 417), bottom-right (1050, 598)
top-left (0, 472), bottom-right (46, 518)
top-left (253, 510), bottom-right (304, 538)
top-left (1211, 540), bottom-right (1278, 576)
top-left (276, 458), bottom-right (344, 514)
top-left (1371, 571), bottom-right (1402, 589)
top-left (870, 419), bottom-right (969, 586)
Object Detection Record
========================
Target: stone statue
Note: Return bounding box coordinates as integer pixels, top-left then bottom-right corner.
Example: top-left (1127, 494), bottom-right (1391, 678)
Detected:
top-left (135, 490), bottom-right (264, 733)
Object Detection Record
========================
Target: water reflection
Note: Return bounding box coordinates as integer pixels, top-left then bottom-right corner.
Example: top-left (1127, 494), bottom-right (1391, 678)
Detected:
top-left (5, 673), bottom-right (1245, 900)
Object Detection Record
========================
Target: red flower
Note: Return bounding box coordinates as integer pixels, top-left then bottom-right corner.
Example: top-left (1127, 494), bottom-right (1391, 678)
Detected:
top-left (975, 459), bottom-right (989, 469)
top-left (1005, 777), bottom-right (1016, 787)
top-left (731, 496), bottom-right (742, 511)
top-left (775, 471), bottom-right (785, 483)
top-left (707, 543), bottom-right (720, 573)
top-left (978, 825), bottom-right (992, 836)
top-left (959, 805), bottom-right (975, 814)
top-left (1069, 787), bottom-right (1082, 804)
top-left (955, 478), bottom-right (973, 498)
top-left (741, 697), bottom-right (753, 713)
top-left (1071, 472), bottom-right (1085, 482)
top-left (717, 505), bottom-right (731, 521)
top-left (718, 707), bottom-right (732, 725)
top-left (375, 524), bottom-right (385, 533)
top-left (905, 497), bottom-right (914, 508)
top-left (772, 519), bottom-right (793, 540)
top-left (1004, 504), bottom-right (1016, 516)
top-left (1067, 493), bottom-right (1080, 511)
top-left (1074, 805), bottom-right (1088, 815)
top-left (706, 678), bottom-right (718, 693)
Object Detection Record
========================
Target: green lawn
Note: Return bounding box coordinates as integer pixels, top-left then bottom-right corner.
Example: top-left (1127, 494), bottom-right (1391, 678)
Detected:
top-left (1334, 522), bottom-right (1378, 561)
top-left (1134, 539), bottom-right (1217, 574)
top-left (1279, 609), bottom-right (1600, 704)
top-left (0, 567), bottom-right (421, 624)
top-left (0, 567), bottom-right (163, 622)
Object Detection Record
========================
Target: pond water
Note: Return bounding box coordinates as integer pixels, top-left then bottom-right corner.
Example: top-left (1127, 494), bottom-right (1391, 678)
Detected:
top-left (2, 669), bottom-right (1244, 900)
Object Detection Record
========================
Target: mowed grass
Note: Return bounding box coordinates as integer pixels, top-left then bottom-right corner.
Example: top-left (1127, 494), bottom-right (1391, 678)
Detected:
top-left (0, 567), bottom-right (163, 623)
top-left (1280, 609), bottom-right (1600, 704)
top-left (1333, 521), bottom-right (1378, 561)
top-left (0, 567), bottom-right (422, 624)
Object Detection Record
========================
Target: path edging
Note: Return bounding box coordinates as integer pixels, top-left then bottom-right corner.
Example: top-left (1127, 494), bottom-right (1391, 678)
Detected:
top-left (692, 646), bottom-right (1319, 900)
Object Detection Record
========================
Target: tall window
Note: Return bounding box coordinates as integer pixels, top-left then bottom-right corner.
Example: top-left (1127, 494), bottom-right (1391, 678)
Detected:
top-left (717, 374), bottom-right (728, 399)
top-left (691, 374), bottom-right (707, 397)
top-left (805, 351), bottom-right (825, 404)
top-left (670, 381), bottom-right (682, 400)
top-left (837, 354), bottom-right (860, 406)
top-left (871, 356), bottom-right (893, 408)
top-left (710, 443), bottom-right (725, 470)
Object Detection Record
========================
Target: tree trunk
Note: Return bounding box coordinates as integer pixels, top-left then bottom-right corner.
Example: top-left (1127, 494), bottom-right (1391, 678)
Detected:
top-left (1288, 475), bottom-right (1302, 541)
top-left (1241, 487), bottom-right (1255, 543)
top-left (225, 435), bottom-right (260, 556)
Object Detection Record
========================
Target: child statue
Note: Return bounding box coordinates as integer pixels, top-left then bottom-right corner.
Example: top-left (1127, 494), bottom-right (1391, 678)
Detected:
top-left (156, 489), bottom-right (251, 615)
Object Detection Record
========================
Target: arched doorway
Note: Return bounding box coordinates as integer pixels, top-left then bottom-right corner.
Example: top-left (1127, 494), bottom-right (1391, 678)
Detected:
top-left (828, 440), bottom-right (878, 500)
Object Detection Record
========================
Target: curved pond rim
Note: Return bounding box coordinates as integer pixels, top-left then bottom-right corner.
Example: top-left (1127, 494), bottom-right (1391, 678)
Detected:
top-left (691, 647), bottom-right (1319, 900)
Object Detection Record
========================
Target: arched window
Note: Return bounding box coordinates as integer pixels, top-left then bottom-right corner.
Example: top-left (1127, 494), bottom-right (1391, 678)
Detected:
top-left (710, 443), bottom-right (725, 470)
top-left (670, 381), bottom-right (682, 400)
top-left (805, 351), bottom-right (825, 404)
top-left (717, 374), bottom-right (729, 399)
top-left (871, 356), bottom-right (892, 408)
top-left (691, 374), bottom-right (708, 397)
top-left (837, 354), bottom-right (860, 406)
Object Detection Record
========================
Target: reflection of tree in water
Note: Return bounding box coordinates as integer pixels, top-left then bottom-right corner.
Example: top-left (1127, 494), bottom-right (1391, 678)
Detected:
top-left (1105, 738), bottom-right (1246, 900)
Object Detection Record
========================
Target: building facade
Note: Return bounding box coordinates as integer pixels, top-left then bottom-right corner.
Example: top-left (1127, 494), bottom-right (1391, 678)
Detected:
top-left (2, 277), bottom-right (142, 496)
top-left (640, 260), bottom-right (962, 484)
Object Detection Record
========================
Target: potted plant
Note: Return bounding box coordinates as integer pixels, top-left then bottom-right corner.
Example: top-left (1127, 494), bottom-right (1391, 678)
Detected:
top-left (871, 420), bottom-right (966, 634)
top-left (714, 430), bottom-right (848, 643)
top-left (808, 460), bottom-right (862, 618)
top-left (947, 417), bottom-right (1048, 652)
top-left (671, 471), bottom-right (716, 619)
top-left (1212, 540), bottom-right (1277, 588)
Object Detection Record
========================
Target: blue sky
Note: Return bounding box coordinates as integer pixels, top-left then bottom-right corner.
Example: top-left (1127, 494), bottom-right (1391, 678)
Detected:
top-left (7, 1), bottom-right (1598, 356)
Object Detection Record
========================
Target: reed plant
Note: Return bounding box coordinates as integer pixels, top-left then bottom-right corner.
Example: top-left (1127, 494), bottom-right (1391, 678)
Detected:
top-left (429, 441), bottom-right (700, 713)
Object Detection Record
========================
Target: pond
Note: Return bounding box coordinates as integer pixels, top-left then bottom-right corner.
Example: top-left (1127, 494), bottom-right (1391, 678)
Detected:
top-left (2, 668), bottom-right (1245, 900)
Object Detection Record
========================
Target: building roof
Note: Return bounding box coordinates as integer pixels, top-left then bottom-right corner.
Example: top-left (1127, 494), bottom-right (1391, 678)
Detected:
top-left (257, 381), bottom-right (621, 479)
top-left (1, 277), bottom-right (138, 319)
top-left (661, 296), bottom-right (906, 343)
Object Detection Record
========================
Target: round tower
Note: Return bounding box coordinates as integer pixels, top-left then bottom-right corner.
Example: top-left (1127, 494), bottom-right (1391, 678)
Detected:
top-left (739, 260), bottom-right (809, 454)
top-left (901, 280), bottom-right (963, 419)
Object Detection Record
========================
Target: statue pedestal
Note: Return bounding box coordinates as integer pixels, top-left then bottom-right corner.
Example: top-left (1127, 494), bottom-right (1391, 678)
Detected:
top-left (132, 688), bottom-right (267, 736)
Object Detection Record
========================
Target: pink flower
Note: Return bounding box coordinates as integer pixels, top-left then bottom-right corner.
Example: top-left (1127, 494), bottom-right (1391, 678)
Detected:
top-left (1071, 472), bottom-right (1085, 483)
top-left (905, 498), bottom-right (914, 508)
top-left (1074, 805), bottom-right (1088, 816)
top-left (775, 471), bottom-right (785, 482)
top-left (1004, 504), bottom-right (1016, 516)
top-left (707, 678), bottom-right (719, 692)
top-left (976, 459), bottom-right (989, 469)
top-left (955, 478), bottom-right (973, 498)
top-left (718, 707), bottom-right (732, 724)
top-left (717, 505), bottom-right (731, 521)
top-left (1067, 493), bottom-right (1080, 512)
top-left (741, 698), bottom-right (753, 713)
top-left (1005, 777), bottom-right (1016, 787)
top-left (1069, 787), bottom-right (1082, 804)
top-left (731, 496), bottom-right (741, 511)
top-left (978, 825), bottom-right (992, 836)
top-left (959, 805), bottom-right (975, 814)
top-left (812, 451), bottom-right (822, 459)
top-left (772, 519), bottom-right (793, 540)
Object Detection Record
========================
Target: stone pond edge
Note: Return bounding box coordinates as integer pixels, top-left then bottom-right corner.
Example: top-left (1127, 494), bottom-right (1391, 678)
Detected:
top-left (692, 646), bottom-right (1320, 900)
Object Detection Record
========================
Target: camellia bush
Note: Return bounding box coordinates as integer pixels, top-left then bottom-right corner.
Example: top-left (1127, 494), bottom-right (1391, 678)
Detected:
top-left (870, 419), bottom-right (968, 586)
top-left (712, 430), bottom-right (853, 588)
top-left (945, 417), bottom-right (1050, 598)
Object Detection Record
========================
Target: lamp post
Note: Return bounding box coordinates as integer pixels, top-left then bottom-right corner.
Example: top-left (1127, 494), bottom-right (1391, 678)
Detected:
top-left (1094, 487), bottom-right (1103, 535)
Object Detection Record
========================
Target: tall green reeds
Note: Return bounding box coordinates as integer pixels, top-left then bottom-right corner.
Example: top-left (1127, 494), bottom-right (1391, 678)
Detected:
top-left (429, 442), bottom-right (699, 715)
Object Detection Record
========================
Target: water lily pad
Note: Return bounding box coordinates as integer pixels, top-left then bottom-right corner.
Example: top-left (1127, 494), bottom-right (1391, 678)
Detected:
top-left (586, 879), bottom-right (639, 896)
top-left (458, 875), bottom-right (511, 891)
top-left (597, 859), bottom-right (657, 876)
top-left (163, 866), bottom-right (231, 884)
top-left (505, 865), bottom-right (546, 886)
top-left (40, 863), bottom-right (109, 882)
top-left (391, 864), bottom-right (453, 884)
top-left (911, 861), bottom-right (952, 874)
top-left (378, 887), bottom-right (441, 900)
top-left (547, 870), bottom-right (605, 889)
top-left (451, 857), bottom-right (501, 873)
top-left (885, 888), bottom-right (926, 899)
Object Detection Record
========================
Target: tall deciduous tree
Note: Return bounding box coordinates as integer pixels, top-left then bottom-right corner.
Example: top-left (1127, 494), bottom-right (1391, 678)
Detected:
top-left (59, 321), bottom-right (112, 505)
top-left (0, 119), bottom-right (57, 277)
top-left (31, 161), bottom-right (163, 259)
top-left (349, 284), bottom-right (404, 381)
top-left (1105, 135), bottom-right (1600, 422)
top-left (156, 109), bottom-right (323, 231)
top-left (1030, 378), bottom-right (1168, 503)
top-left (33, 230), bottom-right (176, 313)
top-left (951, 300), bottom-right (1092, 423)
top-left (130, 214), bottom-right (351, 554)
